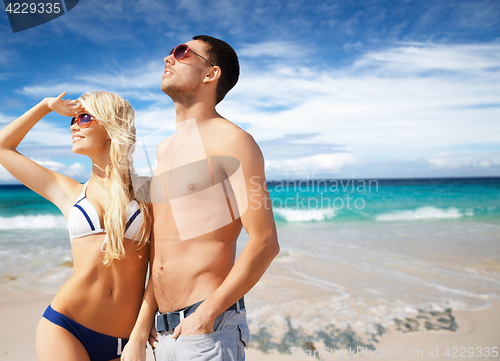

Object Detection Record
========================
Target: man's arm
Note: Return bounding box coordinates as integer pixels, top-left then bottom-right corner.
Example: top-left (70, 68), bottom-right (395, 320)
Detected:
top-left (172, 130), bottom-right (279, 338)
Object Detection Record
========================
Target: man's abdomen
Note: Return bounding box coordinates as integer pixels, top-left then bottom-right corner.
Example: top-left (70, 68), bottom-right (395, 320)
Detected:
top-left (152, 238), bottom-right (236, 312)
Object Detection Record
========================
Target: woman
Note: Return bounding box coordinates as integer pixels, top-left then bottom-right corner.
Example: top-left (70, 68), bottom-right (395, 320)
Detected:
top-left (0, 91), bottom-right (152, 361)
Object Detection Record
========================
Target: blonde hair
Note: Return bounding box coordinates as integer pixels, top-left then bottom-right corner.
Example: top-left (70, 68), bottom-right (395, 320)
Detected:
top-left (79, 91), bottom-right (151, 266)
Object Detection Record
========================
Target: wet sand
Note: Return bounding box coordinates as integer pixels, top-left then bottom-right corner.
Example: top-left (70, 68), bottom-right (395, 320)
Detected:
top-left (0, 292), bottom-right (498, 361)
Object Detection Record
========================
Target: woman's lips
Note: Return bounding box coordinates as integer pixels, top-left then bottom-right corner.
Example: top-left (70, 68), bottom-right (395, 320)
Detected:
top-left (72, 135), bottom-right (84, 143)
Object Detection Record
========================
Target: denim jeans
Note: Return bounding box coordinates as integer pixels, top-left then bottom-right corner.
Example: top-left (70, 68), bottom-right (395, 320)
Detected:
top-left (154, 309), bottom-right (249, 361)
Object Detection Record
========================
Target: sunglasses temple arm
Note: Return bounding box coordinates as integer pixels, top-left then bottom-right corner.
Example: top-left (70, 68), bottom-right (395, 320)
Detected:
top-left (189, 49), bottom-right (214, 66)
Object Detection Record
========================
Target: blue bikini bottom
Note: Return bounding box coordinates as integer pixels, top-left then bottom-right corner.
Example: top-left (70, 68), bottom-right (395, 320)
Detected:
top-left (42, 305), bottom-right (128, 361)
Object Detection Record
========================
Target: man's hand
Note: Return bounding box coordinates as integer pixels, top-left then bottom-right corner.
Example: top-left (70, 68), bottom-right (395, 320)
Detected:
top-left (120, 340), bottom-right (146, 361)
top-left (171, 309), bottom-right (215, 339)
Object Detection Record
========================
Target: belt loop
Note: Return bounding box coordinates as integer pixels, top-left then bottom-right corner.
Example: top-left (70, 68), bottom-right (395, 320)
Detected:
top-left (236, 299), bottom-right (241, 313)
top-left (117, 338), bottom-right (123, 355)
top-left (179, 309), bottom-right (185, 321)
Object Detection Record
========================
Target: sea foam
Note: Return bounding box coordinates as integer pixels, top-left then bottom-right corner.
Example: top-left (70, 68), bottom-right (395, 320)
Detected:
top-left (274, 208), bottom-right (336, 222)
top-left (0, 215), bottom-right (67, 229)
top-left (376, 206), bottom-right (463, 221)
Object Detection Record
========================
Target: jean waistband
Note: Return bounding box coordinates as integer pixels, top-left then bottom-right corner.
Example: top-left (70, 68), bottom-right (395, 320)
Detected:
top-left (156, 298), bottom-right (245, 333)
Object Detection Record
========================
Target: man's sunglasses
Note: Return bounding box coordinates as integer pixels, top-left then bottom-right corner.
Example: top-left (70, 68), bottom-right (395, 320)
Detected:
top-left (70, 114), bottom-right (94, 129)
top-left (170, 44), bottom-right (215, 66)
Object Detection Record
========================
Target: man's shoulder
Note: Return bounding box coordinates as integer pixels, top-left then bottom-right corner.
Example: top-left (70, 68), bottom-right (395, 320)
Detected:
top-left (211, 118), bottom-right (257, 150)
top-left (210, 118), bottom-right (265, 177)
top-left (210, 121), bottom-right (264, 169)
top-left (156, 134), bottom-right (175, 161)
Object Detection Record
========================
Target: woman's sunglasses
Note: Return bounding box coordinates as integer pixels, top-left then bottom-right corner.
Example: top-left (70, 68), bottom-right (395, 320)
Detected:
top-left (170, 44), bottom-right (215, 66)
top-left (70, 114), bottom-right (94, 129)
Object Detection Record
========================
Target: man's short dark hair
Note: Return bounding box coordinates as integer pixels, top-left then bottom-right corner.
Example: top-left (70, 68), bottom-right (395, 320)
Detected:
top-left (193, 35), bottom-right (239, 104)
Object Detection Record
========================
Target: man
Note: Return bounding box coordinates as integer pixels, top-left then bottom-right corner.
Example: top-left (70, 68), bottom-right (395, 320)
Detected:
top-left (121, 35), bottom-right (279, 361)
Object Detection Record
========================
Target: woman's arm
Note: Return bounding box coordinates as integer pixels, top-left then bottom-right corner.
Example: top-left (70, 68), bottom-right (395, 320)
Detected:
top-left (121, 269), bottom-right (158, 361)
top-left (0, 92), bottom-right (84, 215)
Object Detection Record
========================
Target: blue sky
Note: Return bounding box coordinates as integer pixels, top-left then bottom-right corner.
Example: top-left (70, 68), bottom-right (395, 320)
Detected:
top-left (0, 0), bottom-right (499, 182)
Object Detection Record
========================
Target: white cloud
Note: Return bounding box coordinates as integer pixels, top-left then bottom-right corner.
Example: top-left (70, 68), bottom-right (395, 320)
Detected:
top-left (219, 42), bottom-right (500, 167)
top-left (265, 153), bottom-right (354, 177)
top-left (17, 61), bottom-right (167, 101)
top-left (33, 159), bottom-right (88, 179)
top-left (29, 121), bottom-right (71, 145)
top-left (75, 61), bottom-right (163, 90)
top-left (16, 83), bottom-right (89, 98)
top-left (352, 43), bottom-right (500, 74)
top-left (428, 152), bottom-right (500, 170)
top-left (33, 159), bottom-right (66, 172)
top-left (0, 165), bottom-right (15, 181)
top-left (0, 43), bottom-right (16, 66)
top-left (63, 163), bottom-right (88, 178)
top-left (238, 41), bottom-right (303, 59)
top-left (12, 42), bottom-right (500, 178)
top-left (135, 106), bottom-right (176, 134)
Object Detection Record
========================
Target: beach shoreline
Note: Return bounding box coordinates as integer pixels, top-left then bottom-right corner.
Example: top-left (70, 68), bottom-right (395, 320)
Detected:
top-left (1, 292), bottom-right (498, 361)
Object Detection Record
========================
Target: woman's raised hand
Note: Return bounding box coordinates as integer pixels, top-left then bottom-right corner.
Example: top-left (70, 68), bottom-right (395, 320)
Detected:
top-left (46, 91), bottom-right (85, 117)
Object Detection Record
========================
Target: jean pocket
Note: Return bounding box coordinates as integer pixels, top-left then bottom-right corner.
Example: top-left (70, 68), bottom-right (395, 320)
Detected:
top-left (176, 330), bottom-right (223, 361)
top-left (237, 325), bottom-right (249, 349)
top-left (179, 329), bottom-right (221, 339)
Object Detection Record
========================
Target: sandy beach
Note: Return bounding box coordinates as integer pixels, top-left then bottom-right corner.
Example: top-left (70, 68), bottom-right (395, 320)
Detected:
top-left (1, 180), bottom-right (500, 360)
top-left (1, 292), bottom-right (498, 361)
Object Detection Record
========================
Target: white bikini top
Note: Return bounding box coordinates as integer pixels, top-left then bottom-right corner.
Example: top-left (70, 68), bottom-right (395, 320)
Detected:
top-left (67, 182), bottom-right (143, 250)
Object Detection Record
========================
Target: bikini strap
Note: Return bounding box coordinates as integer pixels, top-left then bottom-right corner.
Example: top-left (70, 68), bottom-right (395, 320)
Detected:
top-left (101, 233), bottom-right (108, 253)
top-left (73, 181), bottom-right (90, 206)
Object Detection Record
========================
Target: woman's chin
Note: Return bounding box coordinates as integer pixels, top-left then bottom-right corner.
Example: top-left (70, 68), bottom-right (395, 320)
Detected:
top-left (71, 145), bottom-right (85, 155)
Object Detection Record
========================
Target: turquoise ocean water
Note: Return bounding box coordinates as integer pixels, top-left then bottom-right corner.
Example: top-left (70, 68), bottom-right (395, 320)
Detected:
top-left (268, 177), bottom-right (500, 223)
top-left (1, 177), bottom-right (500, 349)
top-left (2, 177), bottom-right (499, 223)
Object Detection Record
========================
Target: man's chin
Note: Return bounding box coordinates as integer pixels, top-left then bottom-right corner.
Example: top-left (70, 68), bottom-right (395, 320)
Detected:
top-left (161, 83), bottom-right (178, 98)
top-left (162, 88), bottom-right (196, 107)
top-left (160, 83), bottom-right (170, 95)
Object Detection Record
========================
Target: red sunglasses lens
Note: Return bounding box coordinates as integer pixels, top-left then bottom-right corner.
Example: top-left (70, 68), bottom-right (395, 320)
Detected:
top-left (71, 114), bottom-right (92, 128)
top-left (173, 45), bottom-right (189, 60)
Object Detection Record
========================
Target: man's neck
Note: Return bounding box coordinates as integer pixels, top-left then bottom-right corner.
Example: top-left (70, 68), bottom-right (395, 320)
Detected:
top-left (174, 100), bottom-right (219, 129)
